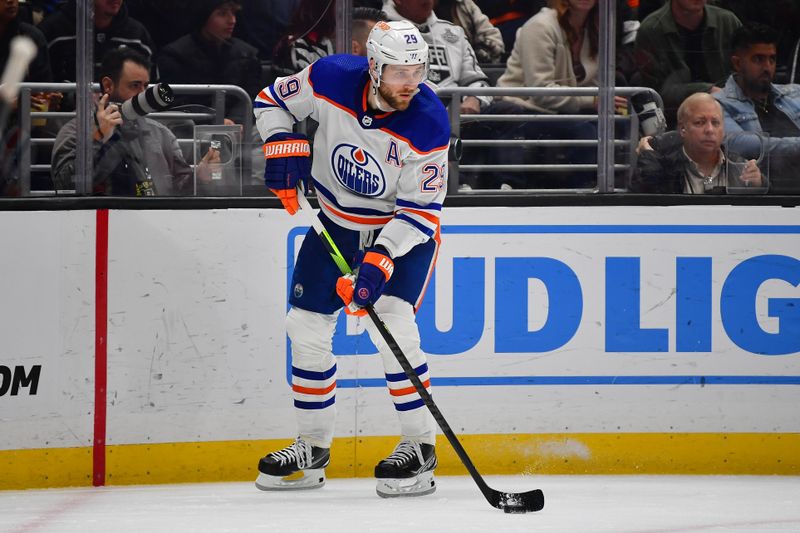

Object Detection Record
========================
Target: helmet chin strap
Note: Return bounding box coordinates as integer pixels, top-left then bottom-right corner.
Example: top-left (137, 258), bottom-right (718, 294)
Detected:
top-left (369, 68), bottom-right (397, 112)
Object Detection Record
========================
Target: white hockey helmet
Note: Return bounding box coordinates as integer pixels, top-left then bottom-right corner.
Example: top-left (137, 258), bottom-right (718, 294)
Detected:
top-left (366, 20), bottom-right (428, 86)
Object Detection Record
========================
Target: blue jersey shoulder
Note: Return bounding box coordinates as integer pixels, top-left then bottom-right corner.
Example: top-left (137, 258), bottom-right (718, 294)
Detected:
top-left (309, 55), bottom-right (450, 153)
top-left (308, 54), bottom-right (368, 112)
top-left (386, 84), bottom-right (450, 153)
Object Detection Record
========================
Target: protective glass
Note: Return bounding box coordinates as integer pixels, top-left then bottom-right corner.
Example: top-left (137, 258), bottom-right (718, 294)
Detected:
top-left (380, 64), bottom-right (427, 86)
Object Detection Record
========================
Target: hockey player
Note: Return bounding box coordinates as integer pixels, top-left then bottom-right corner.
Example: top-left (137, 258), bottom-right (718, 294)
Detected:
top-left (253, 20), bottom-right (450, 498)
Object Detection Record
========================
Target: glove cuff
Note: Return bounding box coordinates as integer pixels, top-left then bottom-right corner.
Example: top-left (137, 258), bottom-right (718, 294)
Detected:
top-left (263, 138), bottom-right (311, 159)
top-left (363, 251), bottom-right (394, 281)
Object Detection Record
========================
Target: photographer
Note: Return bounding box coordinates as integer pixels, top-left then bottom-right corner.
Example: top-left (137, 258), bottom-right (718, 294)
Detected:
top-left (51, 47), bottom-right (219, 195)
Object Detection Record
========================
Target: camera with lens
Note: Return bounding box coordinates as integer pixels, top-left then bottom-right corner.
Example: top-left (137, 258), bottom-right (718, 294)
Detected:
top-left (630, 91), bottom-right (666, 137)
top-left (120, 82), bottom-right (174, 120)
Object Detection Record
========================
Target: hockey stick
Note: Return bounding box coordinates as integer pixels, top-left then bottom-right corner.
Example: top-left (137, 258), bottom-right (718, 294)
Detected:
top-left (295, 191), bottom-right (544, 513)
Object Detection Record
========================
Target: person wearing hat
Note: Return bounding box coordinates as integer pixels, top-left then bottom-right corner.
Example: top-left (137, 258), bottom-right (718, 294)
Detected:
top-left (157, 0), bottom-right (260, 124)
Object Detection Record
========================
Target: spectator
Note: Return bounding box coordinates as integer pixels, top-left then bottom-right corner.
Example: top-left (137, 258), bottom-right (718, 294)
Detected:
top-left (271, 0), bottom-right (335, 79)
top-left (1, 0), bottom-right (55, 195)
top-left (714, 0), bottom-right (800, 84)
top-left (383, 0), bottom-right (490, 114)
top-left (125, 0), bottom-right (194, 49)
top-left (497, 0), bottom-right (627, 114)
top-left (17, 0), bottom-right (64, 26)
top-left (352, 6), bottom-right (387, 56)
top-left (637, 0), bottom-right (664, 22)
top-left (157, 0), bottom-right (260, 124)
top-left (633, 92), bottom-right (762, 194)
top-left (39, 0), bottom-right (155, 82)
top-left (231, 0), bottom-right (301, 62)
top-left (474, 0), bottom-right (544, 52)
top-left (479, 0), bottom-right (626, 190)
top-left (714, 23), bottom-right (800, 194)
top-left (634, 0), bottom-right (741, 127)
top-left (0, 0), bottom-right (52, 83)
top-left (51, 47), bottom-right (219, 195)
top-left (433, 0), bottom-right (505, 63)
top-left (476, 0), bottom-right (640, 84)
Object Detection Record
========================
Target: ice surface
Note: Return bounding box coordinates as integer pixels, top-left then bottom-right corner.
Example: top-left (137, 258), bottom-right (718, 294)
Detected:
top-left (1, 475), bottom-right (799, 533)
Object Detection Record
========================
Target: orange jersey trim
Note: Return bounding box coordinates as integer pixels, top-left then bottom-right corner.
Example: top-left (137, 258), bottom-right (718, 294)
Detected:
top-left (361, 82), bottom-right (392, 119)
top-left (378, 126), bottom-right (449, 155)
top-left (318, 195), bottom-right (394, 225)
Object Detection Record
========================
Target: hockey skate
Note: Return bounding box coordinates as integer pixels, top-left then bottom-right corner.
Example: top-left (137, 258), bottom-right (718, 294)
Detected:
top-left (374, 440), bottom-right (437, 498)
top-left (255, 438), bottom-right (330, 491)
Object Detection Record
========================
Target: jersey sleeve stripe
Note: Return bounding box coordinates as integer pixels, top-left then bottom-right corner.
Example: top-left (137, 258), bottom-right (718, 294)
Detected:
top-left (396, 198), bottom-right (443, 211)
top-left (266, 84), bottom-right (300, 123)
top-left (256, 90), bottom-right (278, 106)
top-left (268, 85), bottom-right (289, 112)
top-left (396, 207), bottom-right (440, 226)
top-left (395, 212), bottom-right (436, 238)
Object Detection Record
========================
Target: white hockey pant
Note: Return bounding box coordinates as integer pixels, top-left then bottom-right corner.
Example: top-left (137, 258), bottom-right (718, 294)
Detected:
top-left (364, 295), bottom-right (436, 446)
top-left (286, 297), bottom-right (435, 449)
top-left (286, 307), bottom-right (338, 448)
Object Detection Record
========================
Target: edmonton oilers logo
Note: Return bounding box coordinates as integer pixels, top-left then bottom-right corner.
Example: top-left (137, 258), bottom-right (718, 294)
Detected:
top-left (330, 144), bottom-right (386, 197)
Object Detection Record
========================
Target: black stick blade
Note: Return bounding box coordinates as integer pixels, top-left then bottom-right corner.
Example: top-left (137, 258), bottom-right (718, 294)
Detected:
top-left (492, 489), bottom-right (545, 513)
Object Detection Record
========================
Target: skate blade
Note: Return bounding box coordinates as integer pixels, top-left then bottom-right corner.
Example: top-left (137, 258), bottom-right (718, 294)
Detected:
top-left (376, 471), bottom-right (436, 498)
top-left (255, 469), bottom-right (326, 491)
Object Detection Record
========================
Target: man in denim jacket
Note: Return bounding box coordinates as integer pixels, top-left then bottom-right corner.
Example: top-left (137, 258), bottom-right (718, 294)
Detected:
top-left (714, 23), bottom-right (800, 193)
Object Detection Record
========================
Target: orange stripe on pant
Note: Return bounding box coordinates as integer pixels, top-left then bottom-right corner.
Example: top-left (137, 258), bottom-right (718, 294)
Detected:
top-left (292, 381), bottom-right (337, 395)
top-left (389, 380), bottom-right (431, 397)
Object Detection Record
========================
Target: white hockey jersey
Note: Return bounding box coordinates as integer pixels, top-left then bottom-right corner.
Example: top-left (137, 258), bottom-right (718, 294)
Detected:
top-left (254, 55), bottom-right (451, 259)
